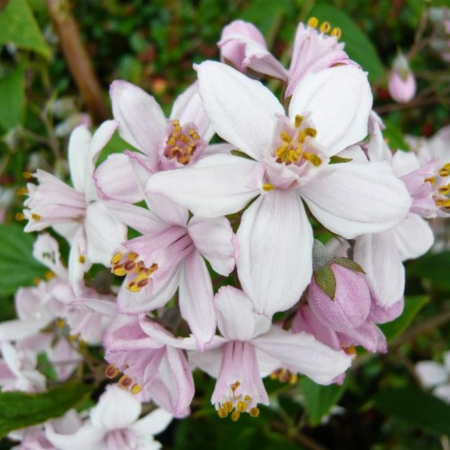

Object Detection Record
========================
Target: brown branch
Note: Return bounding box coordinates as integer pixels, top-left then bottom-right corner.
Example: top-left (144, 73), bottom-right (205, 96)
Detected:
top-left (46, 0), bottom-right (109, 125)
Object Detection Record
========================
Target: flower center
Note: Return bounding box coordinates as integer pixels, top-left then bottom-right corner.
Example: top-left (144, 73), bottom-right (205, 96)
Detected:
top-left (217, 381), bottom-right (260, 421)
top-left (274, 115), bottom-right (322, 167)
top-left (426, 162), bottom-right (450, 212)
top-left (164, 120), bottom-right (201, 165)
top-left (110, 251), bottom-right (158, 293)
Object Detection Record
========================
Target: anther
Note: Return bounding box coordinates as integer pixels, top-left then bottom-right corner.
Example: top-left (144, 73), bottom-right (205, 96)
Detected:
top-left (319, 21), bottom-right (331, 33)
top-left (237, 401), bottom-right (247, 413)
top-left (44, 271), bottom-right (55, 280)
top-left (105, 364), bottom-right (120, 379)
top-left (331, 27), bottom-right (342, 39)
top-left (436, 199), bottom-right (450, 208)
top-left (425, 176), bottom-right (436, 185)
top-left (249, 407), bottom-right (260, 418)
top-left (22, 171), bottom-right (33, 179)
top-left (438, 185), bottom-right (450, 195)
top-left (118, 374), bottom-right (133, 389)
top-left (78, 255), bottom-right (86, 264)
top-left (263, 183), bottom-right (274, 192)
top-left (31, 213), bottom-right (41, 221)
top-left (304, 127), bottom-right (317, 137)
top-left (15, 212), bottom-right (25, 221)
top-left (123, 260), bottom-right (137, 273)
top-left (231, 411), bottom-right (241, 422)
top-left (56, 319), bottom-right (66, 328)
top-left (218, 407), bottom-right (228, 418)
top-left (307, 17), bottom-right (319, 28)
top-left (111, 252), bottom-right (123, 265)
top-left (224, 401), bottom-right (234, 413)
top-left (131, 384), bottom-right (142, 395)
top-left (294, 115), bottom-right (304, 128)
top-left (15, 187), bottom-right (28, 196)
top-left (289, 373), bottom-right (298, 384)
top-left (112, 266), bottom-right (127, 276)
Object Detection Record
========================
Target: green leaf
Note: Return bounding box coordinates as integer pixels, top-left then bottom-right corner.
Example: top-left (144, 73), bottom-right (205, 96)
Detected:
top-left (329, 155), bottom-right (353, 164)
top-left (408, 251), bottom-right (450, 291)
top-left (314, 264), bottom-right (336, 300)
top-left (379, 295), bottom-right (429, 341)
top-left (0, 223), bottom-right (47, 295)
top-left (308, 4), bottom-right (385, 82)
top-left (0, 382), bottom-right (92, 438)
top-left (95, 131), bottom-right (139, 167)
top-left (302, 377), bottom-right (346, 426)
top-left (333, 257), bottom-right (365, 273)
top-left (0, 0), bottom-right (52, 59)
top-left (383, 120), bottom-right (410, 151)
top-left (373, 387), bottom-right (450, 436)
top-left (0, 64), bottom-right (25, 131)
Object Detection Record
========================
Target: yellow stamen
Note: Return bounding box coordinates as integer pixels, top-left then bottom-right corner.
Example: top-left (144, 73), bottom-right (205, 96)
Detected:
top-left (78, 255), bottom-right (86, 264)
top-left (303, 153), bottom-right (322, 167)
top-left (289, 373), bottom-right (298, 384)
top-left (224, 401), bottom-right (234, 413)
top-left (118, 374), bottom-right (133, 389)
top-left (425, 176), bottom-right (436, 185)
top-left (218, 407), bottom-right (228, 418)
top-left (331, 27), bottom-right (342, 39)
top-left (15, 187), bottom-right (28, 196)
top-left (15, 212), bottom-right (25, 221)
top-left (231, 411), bottom-right (240, 422)
top-left (307, 17), bottom-right (319, 28)
top-left (438, 163), bottom-right (450, 178)
top-left (112, 266), bottom-right (127, 276)
top-left (294, 115), bottom-right (304, 128)
top-left (237, 401), bottom-right (247, 413)
top-left (111, 252), bottom-right (123, 265)
top-left (131, 384), bottom-right (142, 395)
top-left (263, 183), bottom-right (274, 191)
top-left (436, 199), bottom-right (450, 208)
top-left (438, 185), bottom-right (450, 195)
top-left (249, 407), bottom-right (260, 418)
top-left (127, 252), bottom-right (138, 261)
top-left (304, 127), bottom-right (317, 137)
top-left (105, 364), bottom-right (120, 379)
top-left (22, 171), bottom-right (33, 179)
top-left (31, 213), bottom-right (41, 221)
top-left (44, 271), bottom-right (55, 280)
top-left (319, 21), bottom-right (331, 34)
top-left (56, 319), bottom-right (66, 328)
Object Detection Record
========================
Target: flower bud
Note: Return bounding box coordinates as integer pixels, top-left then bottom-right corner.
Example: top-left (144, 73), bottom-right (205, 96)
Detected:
top-left (388, 53), bottom-right (416, 104)
top-left (307, 241), bottom-right (371, 332)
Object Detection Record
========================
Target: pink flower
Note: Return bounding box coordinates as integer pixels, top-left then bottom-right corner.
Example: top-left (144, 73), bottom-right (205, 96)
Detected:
top-left (147, 62), bottom-right (411, 316)
top-left (388, 53), bottom-right (416, 104)
top-left (45, 384), bottom-right (172, 450)
top-left (103, 315), bottom-right (195, 417)
top-left (94, 81), bottom-right (232, 204)
top-left (140, 286), bottom-right (353, 419)
top-left (108, 193), bottom-right (236, 349)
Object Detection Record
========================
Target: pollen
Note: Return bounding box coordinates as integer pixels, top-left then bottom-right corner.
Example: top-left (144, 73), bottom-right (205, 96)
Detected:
top-left (249, 407), bottom-right (260, 418)
top-left (263, 183), bottom-right (274, 191)
top-left (331, 27), bottom-right (342, 39)
top-left (438, 185), bottom-right (450, 195)
top-left (78, 255), bottom-right (86, 264)
top-left (319, 21), bottom-right (331, 34)
top-left (164, 120), bottom-right (202, 165)
top-left (15, 212), bottom-right (25, 221)
top-left (31, 213), bottom-right (41, 221)
top-left (105, 364), bottom-right (120, 379)
top-left (307, 17), bottom-right (319, 28)
top-left (438, 163), bottom-right (450, 178)
top-left (118, 374), bottom-right (133, 389)
top-left (131, 384), bottom-right (142, 395)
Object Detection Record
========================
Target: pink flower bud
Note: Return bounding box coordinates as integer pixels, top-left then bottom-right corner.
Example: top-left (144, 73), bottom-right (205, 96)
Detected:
top-left (307, 262), bottom-right (371, 332)
top-left (218, 20), bottom-right (267, 72)
top-left (388, 54), bottom-right (416, 104)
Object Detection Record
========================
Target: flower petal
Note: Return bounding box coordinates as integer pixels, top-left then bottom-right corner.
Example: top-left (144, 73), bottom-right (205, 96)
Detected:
top-left (253, 327), bottom-right (352, 385)
top-left (197, 61), bottom-right (284, 161)
top-left (146, 154), bottom-right (261, 217)
top-left (179, 251), bottom-right (216, 350)
top-left (416, 361), bottom-right (448, 388)
top-left (131, 408), bottom-right (173, 436)
top-left (237, 190), bottom-right (313, 316)
top-left (110, 80), bottom-right (166, 163)
top-left (188, 216), bottom-right (236, 276)
top-left (68, 125), bottom-right (92, 193)
top-left (289, 66), bottom-right (372, 155)
top-left (300, 162), bottom-right (412, 238)
top-left (45, 423), bottom-right (104, 450)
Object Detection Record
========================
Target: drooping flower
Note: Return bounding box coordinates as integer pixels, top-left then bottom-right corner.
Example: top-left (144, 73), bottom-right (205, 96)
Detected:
top-left (45, 384), bottom-right (173, 450)
top-left (147, 61), bottom-right (412, 316)
top-left (140, 286), bottom-right (353, 420)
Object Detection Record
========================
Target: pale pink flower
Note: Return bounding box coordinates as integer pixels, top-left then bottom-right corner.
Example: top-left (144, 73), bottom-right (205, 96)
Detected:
top-left (140, 286), bottom-right (353, 419)
top-left (416, 352), bottom-right (450, 403)
top-left (45, 384), bottom-right (172, 450)
top-left (23, 123), bottom-right (127, 294)
top-left (103, 315), bottom-right (195, 417)
top-left (147, 62), bottom-right (412, 316)
top-left (108, 193), bottom-right (236, 349)
top-left (388, 53), bottom-right (416, 104)
top-left (94, 81), bottom-right (231, 204)
top-left (218, 19), bottom-right (353, 97)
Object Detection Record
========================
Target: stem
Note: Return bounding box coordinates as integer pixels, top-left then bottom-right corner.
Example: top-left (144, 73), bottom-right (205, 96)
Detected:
top-left (46, 0), bottom-right (109, 125)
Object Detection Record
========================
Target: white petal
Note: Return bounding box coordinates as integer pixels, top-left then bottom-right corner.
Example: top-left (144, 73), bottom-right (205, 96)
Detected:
top-left (68, 125), bottom-right (92, 193)
top-left (354, 231), bottom-right (405, 308)
top-left (289, 66), bottom-right (372, 155)
top-left (85, 202), bottom-right (127, 266)
top-left (170, 82), bottom-right (214, 142)
top-left (300, 162), bottom-right (412, 239)
top-left (179, 251), bottom-right (216, 350)
top-left (33, 233), bottom-right (67, 278)
top-left (146, 154), bottom-right (260, 217)
top-left (214, 286), bottom-right (271, 341)
top-left (110, 80), bottom-right (166, 162)
top-left (188, 216), bottom-right (236, 276)
top-left (197, 61), bottom-right (284, 161)
top-left (147, 193), bottom-right (189, 227)
top-left (392, 214), bottom-right (434, 261)
top-left (237, 190), bottom-right (313, 315)
top-left (45, 423), bottom-right (105, 450)
top-left (90, 384), bottom-right (141, 430)
top-left (132, 408), bottom-right (173, 437)
top-left (415, 361), bottom-right (448, 388)
top-left (253, 327), bottom-right (352, 385)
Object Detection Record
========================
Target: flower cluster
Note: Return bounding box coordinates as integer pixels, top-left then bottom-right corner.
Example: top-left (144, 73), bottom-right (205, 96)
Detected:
top-left (2, 16), bottom-right (450, 447)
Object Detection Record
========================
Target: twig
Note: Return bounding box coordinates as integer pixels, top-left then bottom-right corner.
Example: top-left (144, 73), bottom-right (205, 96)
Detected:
top-left (46, 0), bottom-right (109, 125)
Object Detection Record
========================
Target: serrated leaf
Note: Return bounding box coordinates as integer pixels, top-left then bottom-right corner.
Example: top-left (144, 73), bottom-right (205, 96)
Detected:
top-left (308, 4), bottom-right (384, 82)
top-left (302, 377), bottom-right (346, 426)
top-left (0, 64), bottom-right (25, 131)
top-left (0, 382), bottom-right (92, 438)
top-left (0, 223), bottom-right (47, 295)
top-left (313, 265), bottom-right (336, 300)
top-left (373, 387), bottom-right (450, 436)
top-left (379, 295), bottom-right (429, 341)
top-left (0, 0), bottom-right (52, 59)
top-left (333, 257), bottom-right (365, 274)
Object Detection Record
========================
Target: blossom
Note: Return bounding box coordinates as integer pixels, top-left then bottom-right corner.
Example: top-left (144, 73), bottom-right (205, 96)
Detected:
top-left (147, 61), bottom-right (412, 316)
top-left (415, 352), bottom-right (450, 403)
top-left (108, 193), bottom-right (236, 349)
top-left (94, 81), bottom-right (231, 204)
top-left (140, 286), bottom-right (353, 420)
top-left (45, 384), bottom-right (173, 450)
top-left (23, 123), bottom-right (127, 294)
top-left (218, 18), bottom-right (353, 97)
top-left (388, 53), bottom-right (416, 104)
